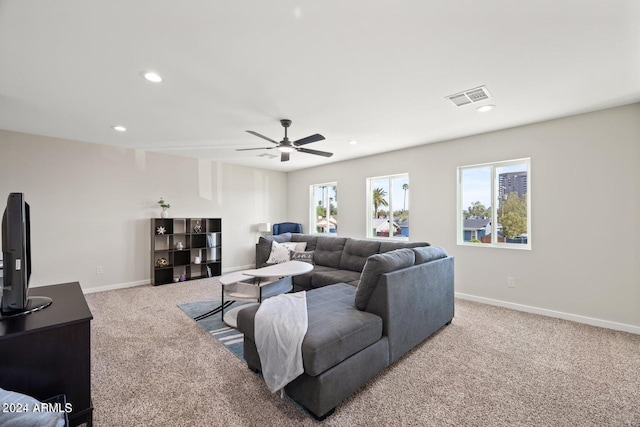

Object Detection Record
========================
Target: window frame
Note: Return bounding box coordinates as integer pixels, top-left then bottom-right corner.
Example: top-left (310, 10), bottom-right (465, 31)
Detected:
top-left (457, 158), bottom-right (531, 250)
top-left (366, 173), bottom-right (410, 241)
top-left (309, 182), bottom-right (338, 235)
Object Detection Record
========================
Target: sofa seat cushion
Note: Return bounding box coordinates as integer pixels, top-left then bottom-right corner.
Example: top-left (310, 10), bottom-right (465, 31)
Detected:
top-left (238, 284), bottom-right (383, 378)
top-left (293, 265), bottom-right (336, 289)
top-left (302, 284), bottom-right (383, 376)
top-left (311, 269), bottom-right (361, 288)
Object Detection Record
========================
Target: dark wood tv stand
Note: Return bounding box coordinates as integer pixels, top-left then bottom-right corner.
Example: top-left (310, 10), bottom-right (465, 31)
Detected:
top-left (0, 282), bottom-right (93, 427)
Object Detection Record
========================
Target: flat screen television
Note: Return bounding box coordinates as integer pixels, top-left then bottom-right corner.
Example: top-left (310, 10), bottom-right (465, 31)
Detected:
top-left (1, 192), bottom-right (52, 318)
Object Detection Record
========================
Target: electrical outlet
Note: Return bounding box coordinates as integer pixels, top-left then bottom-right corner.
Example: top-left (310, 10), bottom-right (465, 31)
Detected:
top-left (507, 277), bottom-right (515, 288)
top-left (96, 266), bottom-right (104, 274)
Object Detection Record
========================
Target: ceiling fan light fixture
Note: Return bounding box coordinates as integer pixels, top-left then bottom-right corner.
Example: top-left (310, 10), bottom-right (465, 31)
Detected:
top-left (278, 146), bottom-right (294, 153)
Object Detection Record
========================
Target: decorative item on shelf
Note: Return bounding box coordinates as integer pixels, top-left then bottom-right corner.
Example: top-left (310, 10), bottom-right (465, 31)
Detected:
top-left (156, 258), bottom-right (168, 267)
top-left (179, 274), bottom-right (186, 282)
top-left (193, 220), bottom-right (202, 233)
top-left (173, 277), bottom-right (180, 283)
top-left (194, 256), bottom-right (201, 264)
top-left (158, 197), bottom-right (171, 218)
top-left (156, 226), bottom-right (166, 235)
top-left (175, 241), bottom-right (184, 250)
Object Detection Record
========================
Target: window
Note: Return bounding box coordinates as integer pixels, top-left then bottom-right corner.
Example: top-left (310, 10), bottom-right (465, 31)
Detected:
top-left (366, 174), bottom-right (409, 239)
top-left (310, 183), bottom-right (337, 234)
top-left (458, 158), bottom-right (531, 249)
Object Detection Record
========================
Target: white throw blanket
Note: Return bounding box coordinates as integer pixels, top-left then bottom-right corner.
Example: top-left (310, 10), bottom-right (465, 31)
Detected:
top-left (254, 291), bottom-right (308, 394)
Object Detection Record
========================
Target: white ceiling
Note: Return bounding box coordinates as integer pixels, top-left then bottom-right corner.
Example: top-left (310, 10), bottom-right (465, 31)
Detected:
top-left (1, 1), bottom-right (639, 172)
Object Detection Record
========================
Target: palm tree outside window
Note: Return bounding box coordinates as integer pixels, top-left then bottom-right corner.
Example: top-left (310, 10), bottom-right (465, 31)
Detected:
top-left (367, 174), bottom-right (409, 239)
top-left (310, 182), bottom-right (338, 234)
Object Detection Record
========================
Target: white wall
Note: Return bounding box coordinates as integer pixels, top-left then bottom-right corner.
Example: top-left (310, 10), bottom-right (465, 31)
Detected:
top-left (0, 130), bottom-right (288, 292)
top-left (287, 103), bottom-right (640, 331)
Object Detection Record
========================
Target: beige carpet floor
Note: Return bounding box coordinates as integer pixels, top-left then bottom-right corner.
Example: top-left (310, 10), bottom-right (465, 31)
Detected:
top-left (85, 278), bottom-right (640, 426)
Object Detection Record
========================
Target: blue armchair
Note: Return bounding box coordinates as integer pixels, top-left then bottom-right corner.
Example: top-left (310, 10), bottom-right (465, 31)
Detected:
top-left (272, 222), bottom-right (302, 235)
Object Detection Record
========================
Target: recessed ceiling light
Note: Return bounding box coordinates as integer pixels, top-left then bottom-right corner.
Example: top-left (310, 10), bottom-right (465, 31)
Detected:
top-left (348, 140), bottom-right (358, 145)
top-left (112, 125), bottom-right (127, 132)
top-left (141, 71), bottom-right (163, 83)
top-left (476, 105), bottom-right (495, 113)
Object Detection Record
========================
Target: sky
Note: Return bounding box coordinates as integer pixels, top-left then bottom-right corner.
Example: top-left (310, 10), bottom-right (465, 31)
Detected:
top-left (461, 163), bottom-right (528, 210)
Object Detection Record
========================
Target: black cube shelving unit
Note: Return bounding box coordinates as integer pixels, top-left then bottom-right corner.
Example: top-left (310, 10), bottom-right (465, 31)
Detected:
top-left (151, 218), bottom-right (222, 285)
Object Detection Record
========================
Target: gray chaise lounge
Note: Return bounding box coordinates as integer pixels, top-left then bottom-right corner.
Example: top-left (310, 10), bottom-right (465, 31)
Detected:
top-left (238, 234), bottom-right (454, 419)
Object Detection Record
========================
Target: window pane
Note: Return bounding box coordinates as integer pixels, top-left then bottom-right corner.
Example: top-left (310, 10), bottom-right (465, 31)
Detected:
top-left (311, 183), bottom-right (337, 234)
top-left (458, 159), bottom-right (531, 249)
top-left (368, 174), bottom-right (409, 239)
top-left (391, 176), bottom-right (409, 237)
top-left (461, 166), bottom-right (492, 244)
top-left (496, 163), bottom-right (528, 244)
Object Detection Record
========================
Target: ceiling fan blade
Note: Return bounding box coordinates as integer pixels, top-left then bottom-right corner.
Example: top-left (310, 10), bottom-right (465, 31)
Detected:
top-left (296, 147), bottom-right (333, 157)
top-left (246, 130), bottom-right (279, 145)
top-left (236, 147), bottom-right (275, 151)
top-left (294, 133), bottom-right (325, 146)
top-left (281, 151), bottom-right (290, 162)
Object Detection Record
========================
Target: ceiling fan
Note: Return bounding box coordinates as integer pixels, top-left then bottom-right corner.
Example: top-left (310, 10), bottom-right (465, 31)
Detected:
top-left (237, 119), bottom-right (333, 162)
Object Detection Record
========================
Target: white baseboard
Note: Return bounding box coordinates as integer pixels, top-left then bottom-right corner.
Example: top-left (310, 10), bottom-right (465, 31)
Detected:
top-left (83, 279), bottom-right (149, 294)
top-left (82, 264), bottom-right (255, 294)
top-left (455, 292), bottom-right (640, 335)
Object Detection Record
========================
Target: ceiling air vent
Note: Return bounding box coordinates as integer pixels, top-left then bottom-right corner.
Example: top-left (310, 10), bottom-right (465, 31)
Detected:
top-left (446, 86), bottom-right (491, 107)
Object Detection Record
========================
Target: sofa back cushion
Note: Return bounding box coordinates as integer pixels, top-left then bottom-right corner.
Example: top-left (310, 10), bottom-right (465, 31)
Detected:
top-left (412, 246), bottom-right (448, 265)
top-left (355, 248), bottom-right (415, 311)
top-left (379, 241), bottom-right (430, 253)
top-left (313, 236), bottom-right (347, 268)
top-left (291, 234), bottom-right (319, 251)
top-left (339, 238), bottom-right (381, 272)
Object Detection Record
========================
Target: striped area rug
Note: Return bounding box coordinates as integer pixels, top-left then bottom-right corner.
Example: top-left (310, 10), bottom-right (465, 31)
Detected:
top-left (177, 299), bottom-right (249, 361)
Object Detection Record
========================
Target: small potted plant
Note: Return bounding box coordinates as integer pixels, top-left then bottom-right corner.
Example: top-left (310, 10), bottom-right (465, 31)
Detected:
top-left (158, 197), bottom-right (171, 218)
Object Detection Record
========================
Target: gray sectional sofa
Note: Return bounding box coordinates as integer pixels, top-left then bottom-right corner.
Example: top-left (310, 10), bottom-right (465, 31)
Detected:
top-left (238, 233), bottom-right (454, 419)
top-left (254, 233), bottom-right (432, 290)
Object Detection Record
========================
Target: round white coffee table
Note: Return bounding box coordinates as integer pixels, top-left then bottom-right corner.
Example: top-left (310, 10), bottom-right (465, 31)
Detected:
top-left (213, 261), bottom-right (313, 327)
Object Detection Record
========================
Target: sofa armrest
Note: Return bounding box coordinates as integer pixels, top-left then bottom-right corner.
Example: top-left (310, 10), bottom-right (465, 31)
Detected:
top-left (365, 256), bottom-right (454, 364)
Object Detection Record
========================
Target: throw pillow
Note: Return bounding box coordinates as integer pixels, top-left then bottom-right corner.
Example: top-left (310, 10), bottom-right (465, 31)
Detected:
top-left (266, 241), bottom-right (308, 264)
top-left (290, 250), bottom-right (315, 264)
top-left (355, 248), bottom-right (415, 311)
top-left (0, 387), bottom-right (66, 427)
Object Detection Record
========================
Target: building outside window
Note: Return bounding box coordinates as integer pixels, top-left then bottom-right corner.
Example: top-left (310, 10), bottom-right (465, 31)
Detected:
top-left (310, 183), bottom-right (337, 234)
top-left (458, 158), bottom-right (530, 249)
top-left (366, 174), bottom-right (409, 239)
